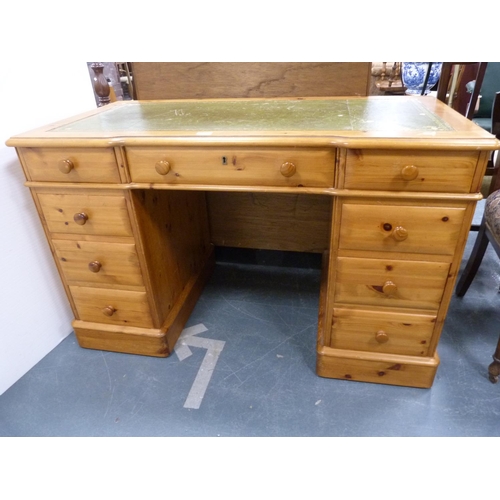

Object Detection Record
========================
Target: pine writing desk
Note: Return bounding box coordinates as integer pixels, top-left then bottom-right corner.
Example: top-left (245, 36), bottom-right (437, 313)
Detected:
top-left (7, 96), bottom-right (499, 388)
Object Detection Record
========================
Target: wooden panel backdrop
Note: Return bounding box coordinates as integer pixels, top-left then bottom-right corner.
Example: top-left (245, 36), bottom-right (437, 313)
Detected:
top-left (132, 62), bottom-right (371, 100)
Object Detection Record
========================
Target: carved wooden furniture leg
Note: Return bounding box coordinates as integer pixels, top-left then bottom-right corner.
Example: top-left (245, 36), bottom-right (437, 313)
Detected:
top-left (90, 62), bottom-right (110, 106)
top-left (488, 335), bottom-right (500, 383)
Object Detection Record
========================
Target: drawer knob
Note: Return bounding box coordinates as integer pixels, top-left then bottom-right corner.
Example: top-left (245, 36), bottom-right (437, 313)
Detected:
top-left (392, 226), bottom-right (408, 241)
top-left (382, 280), bottom-right (397, 296)
top-left (280, 161), bottom-right (296, 177)
top-left (155, 160), bottom-right (171, 175)
top-left (375, 330), bottom-right (389, 343)
top-left (102, 306), bottom-right (116, 317)
top-left (58, 159), bottom-right (74, 174)
top-left (73, 212), bottom-right (88, 225)
top-left (88, 261), bottom-right (102, 273)
top-left (401, 165), bottom-right (419, 181)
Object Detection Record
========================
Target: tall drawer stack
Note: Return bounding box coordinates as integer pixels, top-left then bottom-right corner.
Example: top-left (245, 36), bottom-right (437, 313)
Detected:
top-left (317, 149), bottom-right (482, 387)
top-left (19, 148), bottom-right (157, 333)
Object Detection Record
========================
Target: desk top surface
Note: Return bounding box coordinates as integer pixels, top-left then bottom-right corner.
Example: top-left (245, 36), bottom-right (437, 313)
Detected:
top-left (7, 96), bottom-right (498, 150)
top-left (52, 98), bottom-right (451, 133)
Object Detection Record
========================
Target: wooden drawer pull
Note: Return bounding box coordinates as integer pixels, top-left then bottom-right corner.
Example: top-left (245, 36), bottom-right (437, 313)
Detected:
top-left (102, 306), bottom-right (116, 317)
top-left (88, 261), bottom-right (102, 273)
top-left (155, 160), bottom-right (171, 175)
top-left (382, 280), bottom-right (397, 296)
top-left (58, 158), bottom-right (74, 174)
top-left (73, 212), bottom-right (89, 225)
top-left (280, 161), bottom-right (296, 177)
top-left (375, 330), bottom-right (389, 343)
top-left (392, 226), bottom-right (408, 241)
top-left (401, 164), bottom-right (419, 181)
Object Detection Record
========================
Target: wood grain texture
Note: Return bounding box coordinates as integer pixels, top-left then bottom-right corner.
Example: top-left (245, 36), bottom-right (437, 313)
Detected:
top-left (330, 307), bottom-right (436, 356)
top-left (426, 201), bottom-right (479, 354)
top-left (334, 257), bottom-right (450, 310)
top-left (73, 321), bottom-right (168, 357)
top-left (316, 347), bottom-right (439, 388)
top-left (343, 149), bottom-right (478, 192)
top-left (161, 246), bottom-right (215, 353)
top-left (70, 286), bottom-right (153, 328)
top-left (72, 248), bottom-right (215, 356)
top-left (52, 239), bottom-right (143, 287)
top-left (129, 189), bottom-right (212, 326)
top-left (207, 192), bottom-right (332, 252)
top-left (20, 147), bottom-right (120, 183)
top-left (339, 202), bottom-right (466, 256)
top-left (322, 196), bottom-right (344, 346)
top-left (37, 192), bottom-right (133, 236)
top-left (126, 147), bottom-right (336, 188)
top-left (132, 62), bottom-right (371, 100)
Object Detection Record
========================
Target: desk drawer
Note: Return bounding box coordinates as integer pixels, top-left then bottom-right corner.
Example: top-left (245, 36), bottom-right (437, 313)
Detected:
top-left (344, 149), bottom-right (478, 192)
top-left (330, 308), bottom-right (435, 356)
top-left (20, 147), bottom-right (120, 183)
top-left (126, 147), bottom-right (335, 187)
top-left (53, 240), bottom-right (143, 286)
top-left (339, 202), bottom-right (466, 255)
top-left (38, 193), bottom-right (133, 236)
top-left (334, 257), bottom-right (450, 310)
top-left (70, 286), bottom-right (153, 328)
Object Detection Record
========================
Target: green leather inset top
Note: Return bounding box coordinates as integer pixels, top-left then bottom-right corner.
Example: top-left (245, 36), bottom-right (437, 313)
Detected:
top-left (51, 98), bottom-right (452, 134)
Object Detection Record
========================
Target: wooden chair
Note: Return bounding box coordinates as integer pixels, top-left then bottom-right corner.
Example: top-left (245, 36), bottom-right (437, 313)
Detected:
top-left (455, 92), bottom-right (500, 383)
top-left (489, 331), bottom-right (500, 383)
top-left (438, 64), bottom-right (500, 231)
top-left (436, 62), bottom-right (488, 119)
top-left (455, 181), bottom-right (500, 382)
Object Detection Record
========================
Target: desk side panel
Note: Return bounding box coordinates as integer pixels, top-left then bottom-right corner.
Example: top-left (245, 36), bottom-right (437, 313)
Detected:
top-left (129, 190), bottom-right (212, 328)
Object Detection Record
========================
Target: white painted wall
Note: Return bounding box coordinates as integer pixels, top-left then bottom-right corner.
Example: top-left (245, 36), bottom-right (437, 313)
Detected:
top-left (0, 60), bottom-right (96, 395)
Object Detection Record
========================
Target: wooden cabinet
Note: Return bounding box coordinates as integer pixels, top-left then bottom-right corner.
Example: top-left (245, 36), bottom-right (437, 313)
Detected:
top-left (7, 96), bottom-right (499, 389)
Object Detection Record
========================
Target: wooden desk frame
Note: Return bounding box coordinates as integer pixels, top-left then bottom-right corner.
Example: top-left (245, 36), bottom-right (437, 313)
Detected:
top-left (7, 96), bottom-right (499, 388)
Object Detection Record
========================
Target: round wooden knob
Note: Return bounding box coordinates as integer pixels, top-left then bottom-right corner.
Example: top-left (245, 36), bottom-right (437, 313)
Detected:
top-left (88, 261), bottom-right (102, 273)
top-left (155, 160), bottom-right (171, 175)
top-left (375, 330), bottom-right (389, 343)
top-left (102, 306), bottom-right (116, 317)
top-left (280, 161), bottom-right (296, 177)
top-left (382, 280), bottom-right (397, 296)
top-left (73, 212), bottom-right (88, 225)
top-left (392, 226), bottom-right (408, 241)
top-left (58, 159), bottom-right (74, 174)
top-left (401, 165), bottom-right (419, 181)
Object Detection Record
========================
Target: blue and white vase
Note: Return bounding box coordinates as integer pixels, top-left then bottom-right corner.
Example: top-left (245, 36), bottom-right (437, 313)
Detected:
top-left (401, 62), bottom-right (443, 95)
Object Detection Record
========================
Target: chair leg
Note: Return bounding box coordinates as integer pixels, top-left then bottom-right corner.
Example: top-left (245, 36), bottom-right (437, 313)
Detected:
top-left (455, 220), bottom-right (490, 297)
top-left (488, 335), bottom-right (500, 383)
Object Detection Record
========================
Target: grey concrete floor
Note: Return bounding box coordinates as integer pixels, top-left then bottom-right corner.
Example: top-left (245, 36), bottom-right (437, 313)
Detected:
top-left (1, 204), bottom-right (500, 437)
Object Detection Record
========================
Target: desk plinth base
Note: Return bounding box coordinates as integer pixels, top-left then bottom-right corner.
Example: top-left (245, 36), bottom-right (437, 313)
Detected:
top-left (316, 346), bottom-right (439, 388)
top-left (73, 322), bottom-right (171, 357)
top-left (72, 248), bottom-right (215, 358)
